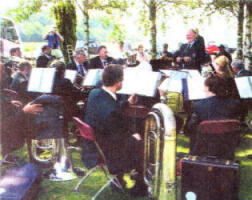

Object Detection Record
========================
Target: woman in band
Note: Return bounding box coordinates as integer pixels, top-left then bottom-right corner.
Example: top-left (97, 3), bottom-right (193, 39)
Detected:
top-left (212, 55), bottom-right (239, 99)
top-left (136, 44), bottom-right (148, 63)
top-left (184, 74), bottom-right (242, 157)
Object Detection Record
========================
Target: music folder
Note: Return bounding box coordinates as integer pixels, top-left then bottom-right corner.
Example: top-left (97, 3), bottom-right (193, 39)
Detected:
top-left (82, 69), bottom-right (103, 86)
top-left (183, 70), bottom-right (206, 100)
top-left (159, 70), bottom-right (189, 93)
top-left (28, 68), bottom-right (56, 93)
top-left (235, 76), bottom-right (252, 99)
top-left (64, 69), bottom-right (77, 84)
top-left (117, 68), bottom-right (162, 97)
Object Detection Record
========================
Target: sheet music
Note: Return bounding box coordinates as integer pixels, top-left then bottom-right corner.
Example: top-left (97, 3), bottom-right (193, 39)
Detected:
top-left (65, 70), bottom-right (77, 83)
top-left (186, 75), bottom-right (206, 100)
top-left (83, 69), bottom-right (103, 86)
top-left (28, 68), bottom-right (56, 93)
top-left (117, 68), bottom-right (161, 97)
top-left (159, 78), bottom-right (183, 93)
top-left (161, 70), bottom-right (188, 80)
top-left (235, 76), bottom-right (252, 99)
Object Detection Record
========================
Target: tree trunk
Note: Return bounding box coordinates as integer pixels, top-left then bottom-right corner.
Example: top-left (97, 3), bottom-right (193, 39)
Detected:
top-left (54, 0), bottom-right (77, 63)
top-left (236, 0), bottom-right (244, 60)
top-left (83, 0), bottom-right (90, 59)
top-left (244, 1), bottom-right (252, 69)
top-left (149, 0), bottom-right (157, 59)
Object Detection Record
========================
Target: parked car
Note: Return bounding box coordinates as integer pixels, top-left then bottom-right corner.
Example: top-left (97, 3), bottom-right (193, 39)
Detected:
top-left (0, 17), bottom-right (22, 62)
top-left (76, 40), bottom-right (100, 55)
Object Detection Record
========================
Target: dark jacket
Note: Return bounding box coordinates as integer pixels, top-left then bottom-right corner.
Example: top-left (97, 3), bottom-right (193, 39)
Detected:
top-left (237, 69), bottom-right (252, 77)
top-left (66, 61), bottom-right (90, 76)
top-left (89, 56), bottom-right (114, 69)
top-left (36, 54), bottom-right (56, 68)
top-left (184, 96), bottom-right (241, 157)
top-left (0, 89), bottom-right (26, 155)
top-left (9, 72), bottom-right (27, 91)
top-left (175, 38), bottom-right (205, 71)
top-left (83, 88), bottom-right (139, 173)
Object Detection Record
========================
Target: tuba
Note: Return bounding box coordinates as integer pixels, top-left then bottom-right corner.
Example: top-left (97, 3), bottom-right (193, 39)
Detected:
top-left (143, 103), bottom-right (177, 200)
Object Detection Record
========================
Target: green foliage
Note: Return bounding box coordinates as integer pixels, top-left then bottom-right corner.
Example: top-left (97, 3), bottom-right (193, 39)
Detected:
top-left (54, 0), bottom-right (77, 63)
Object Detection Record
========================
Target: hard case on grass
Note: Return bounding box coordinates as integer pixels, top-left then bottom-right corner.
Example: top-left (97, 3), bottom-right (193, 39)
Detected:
top-left (181, 156), bottom-right (240, 200)
top-left (0, 163), bottom-right (41, 200)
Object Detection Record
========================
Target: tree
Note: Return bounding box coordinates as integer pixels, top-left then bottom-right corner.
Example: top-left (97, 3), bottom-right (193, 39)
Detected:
top-left (139, 0), bottom-right (202, 59)
top-left (54, 0), bottom-right (77, 63)
top-left (244, 1), bottom-right (252, 69)
top-left (74, 0), bottom-right (128, 58)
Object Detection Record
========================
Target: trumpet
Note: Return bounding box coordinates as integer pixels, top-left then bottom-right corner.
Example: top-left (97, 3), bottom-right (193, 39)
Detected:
top-left (143, 103), bottom-right (177, 200)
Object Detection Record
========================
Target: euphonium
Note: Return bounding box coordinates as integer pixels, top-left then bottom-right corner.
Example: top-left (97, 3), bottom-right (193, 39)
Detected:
top-left (143, 103), bottom-right (176, 200)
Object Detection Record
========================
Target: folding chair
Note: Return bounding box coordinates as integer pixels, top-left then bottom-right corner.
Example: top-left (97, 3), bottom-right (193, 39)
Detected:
top-left (193, 119), bottom-right (241, 160)
top-left (72, 117), bottom-right (123, 200)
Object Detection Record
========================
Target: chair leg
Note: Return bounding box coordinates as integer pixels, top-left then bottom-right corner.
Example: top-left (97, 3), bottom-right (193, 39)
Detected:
top-left (73, 166), bottom-right (97, 192)
top-left (91, 177), bottom-right (115, 200)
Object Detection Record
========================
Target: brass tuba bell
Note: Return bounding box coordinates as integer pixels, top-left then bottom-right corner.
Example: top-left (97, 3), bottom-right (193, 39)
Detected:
top-left (143, 103), bottom-right (177, 200)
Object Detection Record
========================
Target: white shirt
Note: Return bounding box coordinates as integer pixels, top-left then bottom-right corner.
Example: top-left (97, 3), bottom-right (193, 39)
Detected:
top-left (102, 86), bottom-right (117, 101)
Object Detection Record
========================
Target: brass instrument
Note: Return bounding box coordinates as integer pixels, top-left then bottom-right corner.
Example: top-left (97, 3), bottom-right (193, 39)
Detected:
top-left (30, 138), bottom-right (77, 181)
top-left (143, 103), bottom-right (177, 200)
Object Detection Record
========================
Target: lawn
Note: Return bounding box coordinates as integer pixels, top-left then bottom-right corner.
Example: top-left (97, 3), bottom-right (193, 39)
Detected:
top-left (1, 122), bottom-right (251, 200)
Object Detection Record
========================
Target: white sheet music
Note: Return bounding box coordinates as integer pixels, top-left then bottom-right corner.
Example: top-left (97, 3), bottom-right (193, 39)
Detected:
top-left (83, 69), bottom-right (103, 86)
top-left (235, 76), bottom-right (252, 99)
top-left (117, 68), bottom-right (161, 97)
top-left (187, 75), bottom-right (206, 100)
top-left (28, 68), bottom-right (56, 93)
top-left (65, 70), bottom-right (77, 83)
top-left (159, 78), bottom-right (183, 93)
top-left (161, 70), bottom-right (188, 80)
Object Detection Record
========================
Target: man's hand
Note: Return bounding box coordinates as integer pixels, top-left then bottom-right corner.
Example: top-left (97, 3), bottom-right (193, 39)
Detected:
top-left (23, 103), bottom-right (43, 115)
top-left (128, 94), bottom-right (138, 105)
top-left (11, 100), bottom-right (23, 108)
top-left (132, 133), bottom-right (142, 141)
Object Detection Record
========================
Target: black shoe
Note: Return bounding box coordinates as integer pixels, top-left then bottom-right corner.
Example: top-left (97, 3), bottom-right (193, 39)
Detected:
top-left (130, 182), bottom-right (148, 197)
top-left (73, 167), bottom-right (86, 177)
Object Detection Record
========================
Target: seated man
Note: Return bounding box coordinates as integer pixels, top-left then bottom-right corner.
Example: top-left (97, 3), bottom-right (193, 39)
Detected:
top-left (231, 60), bottom-right (252, 77)
top-left (36, 45), bottom-right (56, 68)
top-left (184, 74), bottom-right (242, 157)
top-left (0, 62), bottom-right (43, 161)
top-left (66, 48), bottom-right (89, 77)
top-left (9, 61), bottom-right (31, 91)
top-left (83, 65), bottom-right (147, 196)
top-left (89, 46), bottom-right (113, 69)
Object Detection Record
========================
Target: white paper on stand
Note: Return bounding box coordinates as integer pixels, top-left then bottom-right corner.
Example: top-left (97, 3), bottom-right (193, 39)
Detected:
top-left (235, 76), bottom-right (252, 99)
top-left (28, 68), bottom-right (56, 93)
top-left (82, 69), bottom-right (103, 86)
top-left (117, 68), bottom-right (162, 97)
top-left (64, 70), bottom-right (77, 83)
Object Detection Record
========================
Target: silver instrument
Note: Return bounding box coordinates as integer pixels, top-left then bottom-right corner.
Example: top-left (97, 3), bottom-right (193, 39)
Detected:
top-left (30, 138), bottom-right (77, 181)
top-left (143, 103), bottom-right (177, 200)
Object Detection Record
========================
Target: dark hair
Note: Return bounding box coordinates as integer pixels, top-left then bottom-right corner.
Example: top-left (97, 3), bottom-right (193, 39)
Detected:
top-left (97, 45), bottom-right (106, 54)
top-left (42, 45), bottom-right (50, 52)
top-left (9, 47), bottom-right (20, 55)
top-left (102, 64), bottom-right (123, 87)
top-left (205, 73), bottom-right (228, 98)
top-left (18, 61), bottom-right (31, 71)
top-left (231, 60), bottom-right (244, 71)
top-left (50, 60), bottom-right (65, 78)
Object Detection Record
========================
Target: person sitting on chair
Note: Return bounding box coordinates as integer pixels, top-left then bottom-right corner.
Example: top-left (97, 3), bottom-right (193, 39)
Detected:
top-left (0, 62), bottom-right (43, 162)
top-left (83, 64), bottom-right (147, 197)
top-left (231, 60), bottom-right (252, 77)
top-left (66, 48), bottom-right (89, 77)
top-left (36, 45), bottom-right (56, 68)
top-left (89, 46), bottom-right (113, 69)
top-left (184, 74), bottom-right (242, 156)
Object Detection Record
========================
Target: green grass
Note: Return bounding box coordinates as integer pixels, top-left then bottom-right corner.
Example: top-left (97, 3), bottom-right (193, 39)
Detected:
top-left (1, 128), bottom-right (251, 200)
